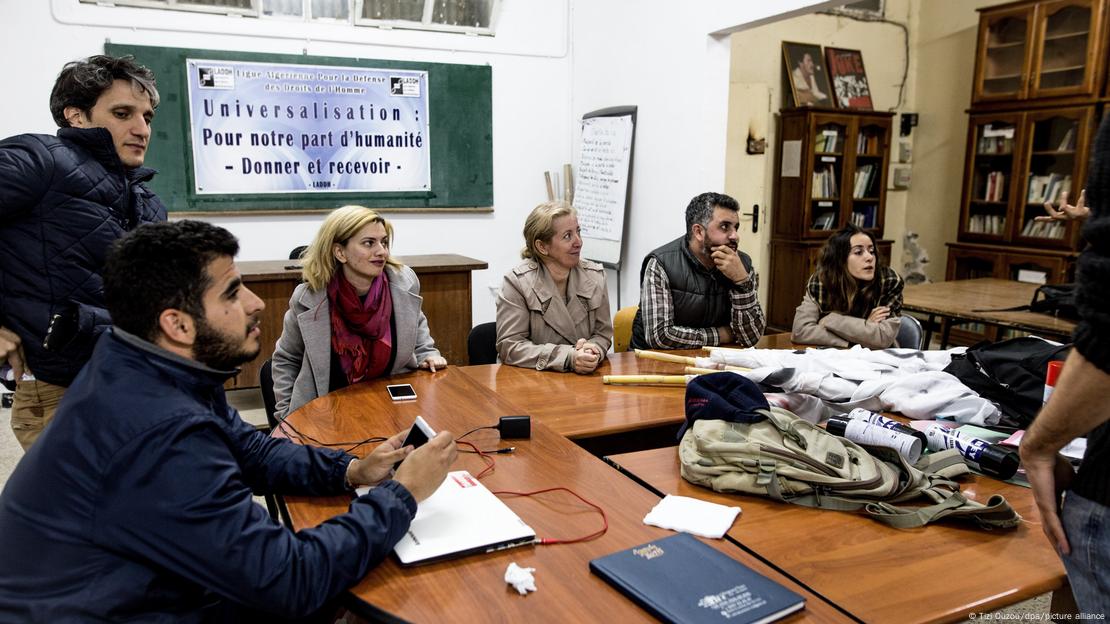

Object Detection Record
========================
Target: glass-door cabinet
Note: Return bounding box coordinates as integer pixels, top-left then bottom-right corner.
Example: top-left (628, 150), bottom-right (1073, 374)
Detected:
top-left (1012, 107), bottom-right (1093, 247)
top-left (1030, 0), bottom-right (1104, 98)
top-left (974, 5), bottom-right (1034, 102)
top-left (808, 117), bottom-right (848, 235)
top-left (959, 113), bottom-right (1023, 242)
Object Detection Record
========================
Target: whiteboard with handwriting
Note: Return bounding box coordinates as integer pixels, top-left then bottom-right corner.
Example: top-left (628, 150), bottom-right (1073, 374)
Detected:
top-left (574, 107), bottom-right (636, 267)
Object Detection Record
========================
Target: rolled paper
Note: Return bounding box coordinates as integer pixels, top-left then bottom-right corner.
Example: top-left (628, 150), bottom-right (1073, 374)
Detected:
top-left (684, 367), bottom-right (719, 375)
top-left (602, 375), bottom-right (689, 386)
top-left (633, 349), bottom-right (696, 365)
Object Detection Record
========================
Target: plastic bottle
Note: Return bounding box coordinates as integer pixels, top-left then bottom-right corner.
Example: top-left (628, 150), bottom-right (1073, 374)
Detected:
top-left (924, 425), bottom-right (1020, 480)
top-left (826, 417), bottom-right (923, 464)
top-left (844, 408), bottom-right (928, 445)
top-left (1043, 360), bottom-right (1064, 405)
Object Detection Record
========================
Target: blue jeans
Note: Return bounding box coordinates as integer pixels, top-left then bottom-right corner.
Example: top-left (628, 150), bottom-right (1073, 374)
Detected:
top-left (1061, 490), bottom-right (1110, 617)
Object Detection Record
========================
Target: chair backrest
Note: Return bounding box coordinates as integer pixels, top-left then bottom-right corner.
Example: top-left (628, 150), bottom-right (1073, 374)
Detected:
top-left (612, 305), bottom-right (639, 353)
top-left (896, 314), bottom-right (925, 350)
top-left (258, 359), bottom-right (279, 431)
top-left (467, 322), bottom-right (498, 365)
top-left (289, 245), bottom-right (308, 260)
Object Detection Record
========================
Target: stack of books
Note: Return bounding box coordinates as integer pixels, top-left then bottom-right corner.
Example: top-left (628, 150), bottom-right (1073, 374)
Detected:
top-left (982, 171), bottom-right (1006, 201)
top-left (967, 214), bottom-right (1006, 234)
top-left (1020, 219), bottom-right (1066, 239)
top-left (815, 130), bottom-right (841, 153)
top-left (1026, 174), bottom-right (1072, 204)
top-left (852, 164), bottom-right (877, 199)
top-left (811, 165), bottom-right (838, 198)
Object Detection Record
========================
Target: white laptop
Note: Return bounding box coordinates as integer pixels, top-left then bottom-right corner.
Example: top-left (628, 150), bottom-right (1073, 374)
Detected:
top-left (392, 470), bottom-right (536, 566)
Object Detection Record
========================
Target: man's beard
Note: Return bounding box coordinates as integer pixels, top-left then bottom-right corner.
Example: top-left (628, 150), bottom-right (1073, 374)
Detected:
top-left (193, 317), bottom-right (260, 371)
top-left (700, 239), bottom-right (737, 258)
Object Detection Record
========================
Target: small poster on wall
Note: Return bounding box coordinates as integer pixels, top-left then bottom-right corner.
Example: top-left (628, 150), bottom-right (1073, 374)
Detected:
top-left (825, 47), bottom-right (874, 110)
top-left (186, 58), bottom-right (431, 195)
top-left (782, 41), bottom-right (833, 108)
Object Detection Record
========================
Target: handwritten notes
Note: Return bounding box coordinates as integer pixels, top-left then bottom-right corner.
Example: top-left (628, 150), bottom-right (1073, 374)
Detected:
top-left (574, 115), bottom-right (633, 242)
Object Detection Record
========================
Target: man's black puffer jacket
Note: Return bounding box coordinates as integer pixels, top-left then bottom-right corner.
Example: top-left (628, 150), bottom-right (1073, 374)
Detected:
top-left (0, 126), bottom-right (166, 386)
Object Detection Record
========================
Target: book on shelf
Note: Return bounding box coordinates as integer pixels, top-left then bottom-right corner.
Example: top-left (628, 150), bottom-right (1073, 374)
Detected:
top-left (850, 206), bottom-right (876, 228)
top-left (856, 132), bottom-right (879, 154)
top-left (1056, 126), bottom-right (1076, 151)
top-left (852, 164), bottom-right (876, 198)
top-left (812, 212), bottom-right (837, 230)
top-left (983, 171), bottom-right (1005, 202)
top-left (589, 533), bottom-right (806, 624)
top-left (1020, 218), bottom-right (1066, 239)
top-left (816, 129), bottom-right (840, 153)
top-left (967, 214), bottom-right (1006, 235)
top-left (1026, 174), bottom-right (1071, 204)
top-left (811, 164), bottom-right (838, 199)
top-left (977, 134), bottom-right (1014, 155)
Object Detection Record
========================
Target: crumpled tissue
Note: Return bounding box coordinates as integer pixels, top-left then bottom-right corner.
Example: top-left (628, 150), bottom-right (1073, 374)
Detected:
top-left (504, 562), bottom-right (537, 595)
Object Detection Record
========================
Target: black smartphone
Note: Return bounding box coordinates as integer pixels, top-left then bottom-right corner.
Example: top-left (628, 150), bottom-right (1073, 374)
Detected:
top-left (394, 416), bottom-right (436, 470)
top-left (42, 310), bottom-right (78, 352)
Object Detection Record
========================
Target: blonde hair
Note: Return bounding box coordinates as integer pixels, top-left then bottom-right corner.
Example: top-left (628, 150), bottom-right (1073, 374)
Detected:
top-left (301, 205), bottom-right (402, 291)
top-left (521, 201), bottom-right (575, 260)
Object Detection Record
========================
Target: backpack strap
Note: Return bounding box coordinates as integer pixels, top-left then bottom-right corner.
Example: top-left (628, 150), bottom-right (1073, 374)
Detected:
top-left (914, 449), bottom-right (971, 479)
top-left (862, 492), bottom-right (1022, 530)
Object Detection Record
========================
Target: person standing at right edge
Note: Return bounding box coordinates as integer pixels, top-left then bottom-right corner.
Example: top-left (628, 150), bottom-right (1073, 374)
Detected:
top-left (1021, 117), bottom-right (1110, 617)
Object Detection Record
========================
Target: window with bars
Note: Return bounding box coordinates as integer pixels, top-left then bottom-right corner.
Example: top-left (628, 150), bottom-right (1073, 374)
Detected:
top-left (79, 0), bottom-right (498, 34)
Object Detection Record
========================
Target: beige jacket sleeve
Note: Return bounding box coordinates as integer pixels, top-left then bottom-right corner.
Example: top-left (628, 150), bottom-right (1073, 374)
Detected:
top-left (791, 292), bottom-right (849, 348)
top-left (822, 313), bottom-right (902, 349)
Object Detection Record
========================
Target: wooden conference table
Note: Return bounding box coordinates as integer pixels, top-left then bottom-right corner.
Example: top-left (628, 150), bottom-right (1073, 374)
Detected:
top-left (903, 278), bottom-right (1076, 347)
top-left (278, 366), bottom-right (847, 623)
top-left (279, 334), bottom-right (1061, 622)
top-left (606, 447), bottom-right (1066, 624)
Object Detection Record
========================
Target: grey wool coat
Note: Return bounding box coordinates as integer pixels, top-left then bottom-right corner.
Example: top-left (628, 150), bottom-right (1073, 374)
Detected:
top-left (495, 259), bottom-right (613, 371)
top-left (271, 265), bottom-right (440, 420)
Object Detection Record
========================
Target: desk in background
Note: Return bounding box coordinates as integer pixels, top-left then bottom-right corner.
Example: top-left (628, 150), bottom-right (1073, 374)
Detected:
top-left (234, 254), bottom-right (486, 389)
top-left (903, 278), bottom-right (1076, 348)
top-left (277, 368), bottom-right (848, 623)
top-left (606, 447), bottom-right (1066, 624)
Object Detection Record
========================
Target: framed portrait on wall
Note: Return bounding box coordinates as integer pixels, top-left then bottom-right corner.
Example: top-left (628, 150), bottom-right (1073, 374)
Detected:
top-left (782, 41), bottom-right (833, 108)
top-left (825, 47), bottom-right (874, 109)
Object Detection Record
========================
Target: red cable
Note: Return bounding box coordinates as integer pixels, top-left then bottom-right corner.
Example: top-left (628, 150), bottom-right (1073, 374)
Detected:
top-left (455, 440), bottom-right (495, 479)
top-left (492, 487), bottom-right (609, 545)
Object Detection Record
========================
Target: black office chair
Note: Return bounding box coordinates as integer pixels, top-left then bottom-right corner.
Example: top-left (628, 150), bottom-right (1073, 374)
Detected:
top-left (258, 360), bottom-right (292, 527)
top-left (289, 245), bottom-right (308, 260)
top-left (896, 314), bottom-right (925, 350)
top-left (467, 322), bottom-right (498, 365)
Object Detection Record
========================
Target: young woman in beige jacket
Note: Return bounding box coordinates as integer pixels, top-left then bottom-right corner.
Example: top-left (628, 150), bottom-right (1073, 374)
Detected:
top-left (496, 201), bottom-right (613, 373)
top-left (791, 224), bottom-right (904, 349)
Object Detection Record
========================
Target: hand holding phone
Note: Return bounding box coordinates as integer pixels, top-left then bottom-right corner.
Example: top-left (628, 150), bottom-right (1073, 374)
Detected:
top-left (395, 416), bottom-right (436, 470)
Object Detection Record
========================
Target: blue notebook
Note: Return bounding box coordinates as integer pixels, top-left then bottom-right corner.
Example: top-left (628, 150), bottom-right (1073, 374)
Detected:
top-left (589, 533), bottom-right (805, 624)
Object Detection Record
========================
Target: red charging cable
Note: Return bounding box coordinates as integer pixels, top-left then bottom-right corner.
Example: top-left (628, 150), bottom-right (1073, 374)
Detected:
top-left (493, 487), bottom-right (609, 545)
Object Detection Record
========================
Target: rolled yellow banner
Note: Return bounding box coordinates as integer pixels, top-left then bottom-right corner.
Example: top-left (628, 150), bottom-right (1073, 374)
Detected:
top-left (603, 375), bottom-right (689, 386)
top-left (633, 349), bottom-right (696, 365)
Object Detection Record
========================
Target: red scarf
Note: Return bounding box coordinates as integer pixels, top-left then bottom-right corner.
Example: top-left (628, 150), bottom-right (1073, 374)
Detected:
top-left (327, 269), bottom-right (393, 384)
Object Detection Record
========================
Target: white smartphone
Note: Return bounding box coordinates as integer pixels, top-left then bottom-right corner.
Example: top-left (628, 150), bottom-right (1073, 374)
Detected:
top-left (395, 415), bottom-right (436, 469)
top-left (386, 383), bottom-right (417, 402)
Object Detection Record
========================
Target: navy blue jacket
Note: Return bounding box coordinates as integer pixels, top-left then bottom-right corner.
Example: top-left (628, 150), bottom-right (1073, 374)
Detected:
top-left (0, 329), bottom-right (416, 622)
top-left (0, 128), bottom-right (166, 386)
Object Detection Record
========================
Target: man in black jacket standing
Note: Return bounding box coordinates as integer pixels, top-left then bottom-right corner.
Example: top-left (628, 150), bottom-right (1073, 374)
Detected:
top-left (0, 54), bottom-right (166, 449)
top-left (1021, 117), bottom-right (1110, 617)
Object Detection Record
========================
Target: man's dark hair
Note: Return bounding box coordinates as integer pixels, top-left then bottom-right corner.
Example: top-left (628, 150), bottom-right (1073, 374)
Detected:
top-left (104, 221), bottom-right (239, 342)
top-left (50, 55), bottom-right (160, 128)
top-left (685, 192), bottom-right (740, 241)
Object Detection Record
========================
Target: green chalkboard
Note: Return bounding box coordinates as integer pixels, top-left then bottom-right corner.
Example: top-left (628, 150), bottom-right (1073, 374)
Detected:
top-left (106, 43), bottom-right (492, 213)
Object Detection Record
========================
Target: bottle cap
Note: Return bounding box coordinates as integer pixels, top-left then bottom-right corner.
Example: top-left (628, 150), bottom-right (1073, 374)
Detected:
top-left (825, 418), bottom-right (848, 437)
top-left (1046, 360), bottom-right (1064, 387)
top-left (979, 444), bottom-right (1020, 480)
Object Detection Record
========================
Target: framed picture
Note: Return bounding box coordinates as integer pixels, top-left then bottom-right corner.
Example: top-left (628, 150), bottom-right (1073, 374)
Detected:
top-left (825, 47), bottom-right (874, 110)
top-left (782, 41), bottom-right (833, 108)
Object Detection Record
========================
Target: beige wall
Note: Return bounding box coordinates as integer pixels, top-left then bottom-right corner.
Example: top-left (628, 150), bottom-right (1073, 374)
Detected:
top-left (909, 0), bottom-right (1000, 281)
top-left (726, 0), bottom-right (999, 302)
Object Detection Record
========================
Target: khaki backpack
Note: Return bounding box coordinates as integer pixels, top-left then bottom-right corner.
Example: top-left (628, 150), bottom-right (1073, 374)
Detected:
top-left (679, 406), bottom-right (1021, 530)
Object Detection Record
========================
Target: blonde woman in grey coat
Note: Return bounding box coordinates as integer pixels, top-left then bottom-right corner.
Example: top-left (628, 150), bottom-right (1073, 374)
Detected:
top-left (271, 206), bottom-right (444, 420)
top-left (496, 201), bottom-right (613, 373)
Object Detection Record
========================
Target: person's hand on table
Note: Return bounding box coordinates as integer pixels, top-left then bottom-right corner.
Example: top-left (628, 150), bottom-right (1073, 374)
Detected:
top-left (346, 430), bottom-right (411, 487)
top-left (572, 339), bottom-right (601, 374)
top-left (393, 431), bottom-right (457, 502)
top-left (419, 355), bottom-right (447, 372)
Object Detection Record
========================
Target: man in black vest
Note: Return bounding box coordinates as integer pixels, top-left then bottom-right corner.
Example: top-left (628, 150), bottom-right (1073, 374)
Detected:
top-left (630, 192), bottom-right (765, 350)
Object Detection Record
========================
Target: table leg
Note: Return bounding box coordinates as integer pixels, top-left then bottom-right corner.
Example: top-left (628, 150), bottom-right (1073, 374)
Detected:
top-left (941, 318), bottom-right (953, 349)
top-left (923, 314), bottom-right (936, 349)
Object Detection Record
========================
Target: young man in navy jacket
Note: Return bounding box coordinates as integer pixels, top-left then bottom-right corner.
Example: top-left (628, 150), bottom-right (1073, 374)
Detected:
top-left (0, 54), bottom-right (167, 449)
top-left (0, 220), bottom-right (457, 621)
